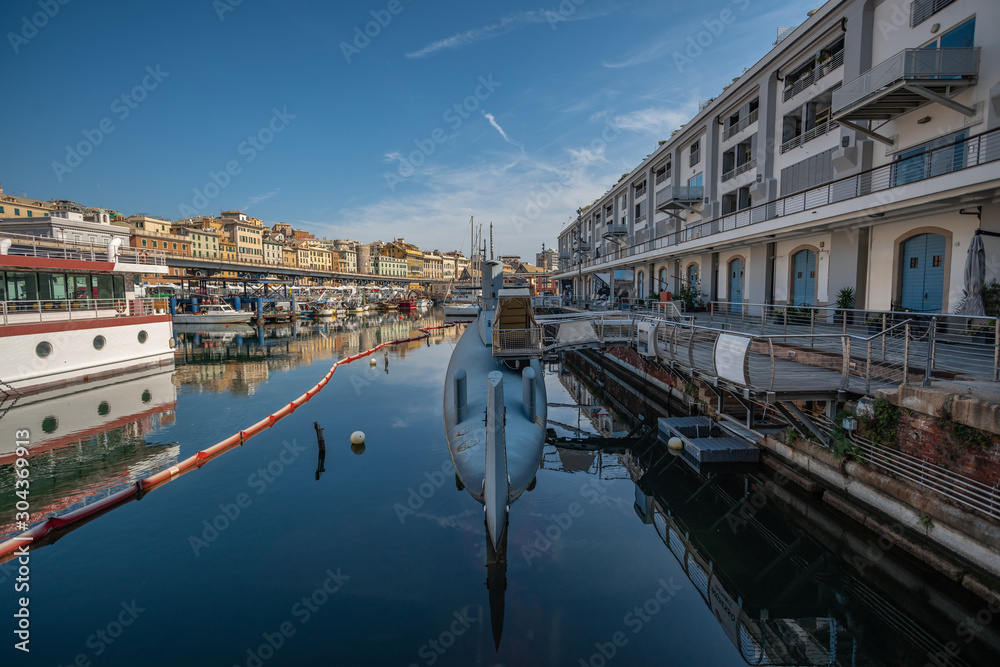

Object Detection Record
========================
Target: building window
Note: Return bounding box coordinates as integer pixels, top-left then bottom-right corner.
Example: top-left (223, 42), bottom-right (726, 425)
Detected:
top-left (27, 211), bottom-right (32, 217)
top-left (142, 239), bottom-right (147, 247)
top-left (689, 140), bottom-right (701, 167)
top-left (14, 208), bottom-right (20, 215)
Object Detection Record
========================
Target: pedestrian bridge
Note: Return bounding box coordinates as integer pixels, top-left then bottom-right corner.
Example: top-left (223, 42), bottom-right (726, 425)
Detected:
top-left (486, 302), bottom-right (977, 401)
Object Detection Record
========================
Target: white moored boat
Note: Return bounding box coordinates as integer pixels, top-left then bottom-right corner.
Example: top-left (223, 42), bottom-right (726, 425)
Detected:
top-left (0, 230), bottom-right (175, 395)
top-left (173, 300), bottom-right (254, 325)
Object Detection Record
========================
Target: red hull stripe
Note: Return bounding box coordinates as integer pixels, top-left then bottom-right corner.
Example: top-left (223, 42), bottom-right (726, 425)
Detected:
top-left (0, 255), bottom-right (117, 272)
top-left (0, 314), bottom-right (172, 337)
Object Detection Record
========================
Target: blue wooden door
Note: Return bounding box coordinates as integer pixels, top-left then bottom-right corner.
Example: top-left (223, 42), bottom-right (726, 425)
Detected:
top-left (792, 249), bottom-right (816, 306)
top-left (900, 233), bottom-right (945, 312)
top-left (728, 258), bottom-right (744, 313)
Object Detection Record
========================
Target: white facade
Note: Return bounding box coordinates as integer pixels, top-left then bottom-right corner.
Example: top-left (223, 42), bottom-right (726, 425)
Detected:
top-left (556, 0), bottom-right (1000, 314)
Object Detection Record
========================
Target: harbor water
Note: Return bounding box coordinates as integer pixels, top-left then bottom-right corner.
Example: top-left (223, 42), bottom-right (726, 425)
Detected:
top-left (2, 310), bottom-right (998, 666)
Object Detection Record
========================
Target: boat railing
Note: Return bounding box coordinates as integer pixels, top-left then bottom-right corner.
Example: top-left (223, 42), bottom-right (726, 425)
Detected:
top-left (492, 327), bottom-right (544, 358)
top-left (0, 297), bottom-right (161, 325)
top-left (1, 231), bottom-right (167, 266)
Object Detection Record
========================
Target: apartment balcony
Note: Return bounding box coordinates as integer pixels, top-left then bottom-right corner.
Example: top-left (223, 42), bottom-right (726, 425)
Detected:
top-left (577, 241), bottom-right (591, 252)
top-left (654, 168), bottom-right (671, 185)
top-left (722, 158), bottom-right (758, 182)
top-left (656, 185), bottom-right (704, 212)
top-left (603, 223), bottom-right (627, 238)
top-left (832, 48), bottom-right (979, 123)
top-left (559, 250), bottom-right (571, 260)
top-left (780, 120), bottom-right (839, 154)
top-left (782, 50), bottom-right (844, 103)
top-left (722, 108), bottom-right (759, 141)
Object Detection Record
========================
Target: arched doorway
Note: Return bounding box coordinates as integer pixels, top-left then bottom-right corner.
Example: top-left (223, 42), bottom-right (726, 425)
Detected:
top-left (687, 263), bottom-right (698, 290)
top-left (728, 258), bottom-right (744, 313)
top-left (658, 268), bottom-right (667, 293)
top-left (900, 233), bottom-right (946, 312)
top-left (791, 249), bottom-right (817, 306)
top-left (637, 271), bottom-right (644, 299)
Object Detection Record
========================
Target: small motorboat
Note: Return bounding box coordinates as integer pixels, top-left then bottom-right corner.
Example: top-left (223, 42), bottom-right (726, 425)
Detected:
top-left (173, 301), bottom-right (254, 325)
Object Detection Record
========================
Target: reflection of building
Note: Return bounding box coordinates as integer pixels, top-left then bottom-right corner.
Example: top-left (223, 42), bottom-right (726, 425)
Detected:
top-left (627, 439), bottom-right (1000, 667)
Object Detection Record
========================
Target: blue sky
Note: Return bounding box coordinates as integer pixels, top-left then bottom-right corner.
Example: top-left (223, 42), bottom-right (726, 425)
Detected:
top-left (1, 0), bottom-right (818, 260)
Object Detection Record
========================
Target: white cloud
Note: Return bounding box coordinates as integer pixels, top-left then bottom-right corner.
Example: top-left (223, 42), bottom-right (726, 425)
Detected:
top-left (613, 106), bottom-right (696, 136)
top-left (406, 8), bottom-right (610, 59)
top-left (297, 145), bottom-right (623, 260)
top-left (482, 111), bottom-right (523, 151)
top-left (242, 188), bottom-right (280, 209)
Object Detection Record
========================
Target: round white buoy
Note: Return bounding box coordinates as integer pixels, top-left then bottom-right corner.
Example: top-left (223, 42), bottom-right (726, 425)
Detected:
top-left (667, 436), bottom-right (684, 451)
top-left (369, 358), bottom-right (377, 366)
top-left (351, 431), bottom-right (366, 445)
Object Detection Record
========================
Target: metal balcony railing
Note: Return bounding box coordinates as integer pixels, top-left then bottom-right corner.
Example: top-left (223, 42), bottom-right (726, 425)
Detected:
top-left (559, 128), bottom-right (1000, 274)
top-left (723, 108), bottom-right (760, 141)
top-left (721, 158), bottom-right (758, 182)
top-left (656, 186), bottom-right (704, 209)
top-left (782, 50), bottom-right (845, 103)
top-left (780, 119), bottom-right (838, 153)
top-left (604, 224), bottom-right (627, 237)
top-left (655, 167), bottom-right (671, 185)
top-left (832, 47), bottom-right (980, 117)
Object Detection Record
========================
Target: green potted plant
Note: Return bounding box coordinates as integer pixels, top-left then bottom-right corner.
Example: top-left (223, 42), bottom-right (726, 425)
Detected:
top-left (834, 287), bottom-right (855, 325)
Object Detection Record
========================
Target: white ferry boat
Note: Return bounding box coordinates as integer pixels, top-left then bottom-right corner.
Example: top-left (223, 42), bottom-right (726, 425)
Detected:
top-left (0, 232), bottom-right (175, 395)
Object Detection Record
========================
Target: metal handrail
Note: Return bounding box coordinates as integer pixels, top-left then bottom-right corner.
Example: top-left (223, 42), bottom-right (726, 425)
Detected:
top-left (0, 297), bottom-right (160, 325)
top-left (722, 108), bottom-right (760, 141)
top-left (1, 231), bottom-right (168, 266)
top-left (779, 119), bottom-right (839, 154)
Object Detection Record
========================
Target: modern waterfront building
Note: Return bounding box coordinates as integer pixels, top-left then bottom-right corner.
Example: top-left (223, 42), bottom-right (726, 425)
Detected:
top-left (555, 0), bottom-right (999, 314)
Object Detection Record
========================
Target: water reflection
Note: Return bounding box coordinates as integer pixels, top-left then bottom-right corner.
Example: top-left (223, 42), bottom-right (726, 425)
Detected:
top-left (559, 350), bottom-right (1000, 667)
top-left (172, 311), bottom-right (455, 395)
top-left (0, 370), bottom-right (179, 540)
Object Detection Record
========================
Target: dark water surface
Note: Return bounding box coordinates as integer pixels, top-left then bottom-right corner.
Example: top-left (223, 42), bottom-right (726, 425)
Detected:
top-left (2, 311), bottom-right (998, 666)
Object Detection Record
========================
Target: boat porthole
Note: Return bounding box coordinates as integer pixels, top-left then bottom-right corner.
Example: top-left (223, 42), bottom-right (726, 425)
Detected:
top-left (36, 341), bottom-right (52, 358)
top-left (42, 416), bottom-right (58, 434)
top-left (138, 330), bottom-right (148, 344)
top-left (141, 390), bottom-right (152, 404)
top-left (93, 335), bottom-right (106, 350)
top-left (98, 401), bottom-right (110, 416)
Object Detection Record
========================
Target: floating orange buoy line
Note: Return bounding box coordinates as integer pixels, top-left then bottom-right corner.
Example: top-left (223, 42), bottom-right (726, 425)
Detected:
top-left (0, 321), bottom-right (471, 563)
